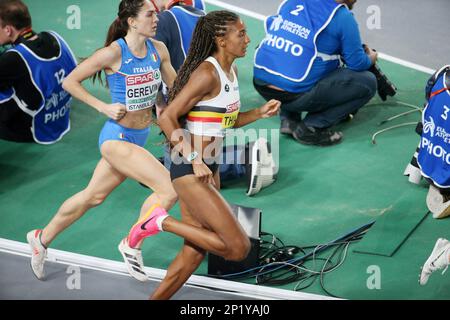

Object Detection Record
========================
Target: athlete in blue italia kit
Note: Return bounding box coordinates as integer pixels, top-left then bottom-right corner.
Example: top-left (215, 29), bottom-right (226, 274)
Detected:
top-left (26, 0), bottom-right (179, 283)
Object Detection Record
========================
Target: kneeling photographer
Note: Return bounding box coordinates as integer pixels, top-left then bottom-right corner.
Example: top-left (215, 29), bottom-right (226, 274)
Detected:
top-left (253, 0), bottom-right (396, 146)
top-left (404, 65), bottom-right (450, 219)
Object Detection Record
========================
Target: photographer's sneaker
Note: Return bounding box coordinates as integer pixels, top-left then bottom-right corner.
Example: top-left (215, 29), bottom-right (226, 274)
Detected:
top-left (118, 238), bottom-right (148, 282)
top-left (280, 118), bottom-right (297, 135)
top-left (26, 229), bottom-right (47, 280)
top-left (128, 205), bottom-right (168, 248)
top-left (403, 157), bottom-right (422, 184)
top-left (419, 238), bottom-right (450, 285)
top-left (292, 121), bottom-right (343, 146)
top-left (426, 185), bottom-right (450, 219)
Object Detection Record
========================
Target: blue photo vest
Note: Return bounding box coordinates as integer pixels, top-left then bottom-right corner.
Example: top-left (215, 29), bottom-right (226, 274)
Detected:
top-left (254, 0), bottom-right (342, 82)
top-left (193, 0), bottom-right (205, 11)
top-left (7, 31), bottom-right (77, 144)
top-left (169, 6), bottom-right (204, 59)
top-left (0, 87), bottom-right (14, 103)
top-left (418, 69), bottom-right (450, 187)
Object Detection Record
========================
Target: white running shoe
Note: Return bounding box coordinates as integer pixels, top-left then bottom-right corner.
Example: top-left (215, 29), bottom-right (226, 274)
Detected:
top-left (118, 237), bottom-right (148, 282)
top-left (426, 185), bottom-right (450, 219)
top-left (419, 238), bottom-right (450, 285)
top-left (26, 229), bottom-right (47, 280)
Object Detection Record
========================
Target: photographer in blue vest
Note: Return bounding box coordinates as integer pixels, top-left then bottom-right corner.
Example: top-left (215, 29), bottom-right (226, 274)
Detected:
top-left (410, 66), bottom-right (450, 220)
top-left (153, 0), bottom-right (205, 72)
top-left (152, 0), bottom-right (277, 196)
top-left (253, 0), bottom-right (377, 146)
top-left (0, 0), bottom-right (77, 144)
top-left (416, 67), bottom-right (450, 285)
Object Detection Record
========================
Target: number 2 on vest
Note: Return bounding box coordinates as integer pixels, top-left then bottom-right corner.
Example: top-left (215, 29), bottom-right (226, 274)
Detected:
top-left (290, 5), bottom-right (305, 16)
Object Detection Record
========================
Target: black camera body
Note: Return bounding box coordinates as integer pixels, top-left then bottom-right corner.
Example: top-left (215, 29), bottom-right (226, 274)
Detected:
top-left (363, 44), bottom-right (397, 101)
top-left (369, 62), bottom-right (397, 101)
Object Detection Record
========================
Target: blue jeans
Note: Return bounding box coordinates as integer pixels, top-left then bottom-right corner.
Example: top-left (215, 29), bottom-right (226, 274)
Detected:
top-left (254, 68), bottom-right (377, 128)
top-left (163, 144), bottom-right (247, 182)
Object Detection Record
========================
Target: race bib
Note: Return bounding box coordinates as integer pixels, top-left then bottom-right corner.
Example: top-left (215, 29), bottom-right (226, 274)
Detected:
top-left (222, 101), bottom-right (240, 128)
top-left (125, 69), bottom-right (161, 111)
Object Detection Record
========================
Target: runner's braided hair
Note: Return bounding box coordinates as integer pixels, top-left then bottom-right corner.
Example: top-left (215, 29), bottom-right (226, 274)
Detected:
top-left (168, 10), bottom-right (239, 102)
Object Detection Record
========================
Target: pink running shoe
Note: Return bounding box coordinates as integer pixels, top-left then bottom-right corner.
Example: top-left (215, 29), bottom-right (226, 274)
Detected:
top-left (128, 206), bottom-right (168, 248)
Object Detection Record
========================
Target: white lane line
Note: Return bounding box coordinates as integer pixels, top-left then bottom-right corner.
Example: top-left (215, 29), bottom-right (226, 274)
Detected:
top-left (0, 238), bottom-right (339, 300)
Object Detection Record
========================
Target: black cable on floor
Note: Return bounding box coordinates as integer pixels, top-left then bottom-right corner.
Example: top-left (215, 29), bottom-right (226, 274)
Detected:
top-left (205, 221), bottom-right (375, 298)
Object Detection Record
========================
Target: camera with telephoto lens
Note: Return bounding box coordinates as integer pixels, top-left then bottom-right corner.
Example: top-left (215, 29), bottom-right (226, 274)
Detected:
top-left (364, 44), bottom-right (397, 101)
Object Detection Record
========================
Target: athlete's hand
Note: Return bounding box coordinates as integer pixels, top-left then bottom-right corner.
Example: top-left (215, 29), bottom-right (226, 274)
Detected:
top-left (101, 103), bottom-right (127, 121)
top-left (259, 99), bottom-right (281, 119)
top-left (192, 162), bottom-right (216, 186)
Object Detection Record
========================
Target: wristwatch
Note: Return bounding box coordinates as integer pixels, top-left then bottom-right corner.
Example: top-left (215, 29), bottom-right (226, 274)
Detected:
top-left (187, 151), bottom-right (199, 162)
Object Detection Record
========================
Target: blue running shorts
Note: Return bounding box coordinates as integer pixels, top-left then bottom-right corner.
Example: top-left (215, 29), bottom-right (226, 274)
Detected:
top-left (98, 119), bottom-right (150, 150)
